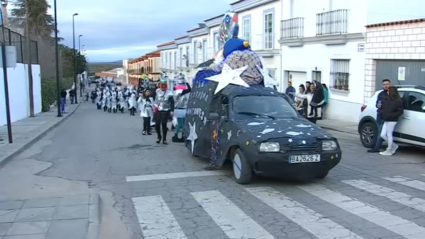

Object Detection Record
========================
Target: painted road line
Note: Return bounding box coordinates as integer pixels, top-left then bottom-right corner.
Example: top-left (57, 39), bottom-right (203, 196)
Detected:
top-left (191, 190), bottom-right (274, 239)
top-left (298, 184), bottom-right (425, 239)
top-left (126, 171), bottom-right (228, 182)
top-left (384, 176), bottom-right (425, 192)
top-left (343, 180), bottom-right (425, 212)
top-left (246, 187), bottom-right (364, 239)
top-left (132, 196), bottom-right (187, 239)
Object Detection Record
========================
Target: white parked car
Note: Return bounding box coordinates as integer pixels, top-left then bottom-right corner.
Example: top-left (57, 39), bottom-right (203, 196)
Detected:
top-left (358, 85), bottom-right (425, 148)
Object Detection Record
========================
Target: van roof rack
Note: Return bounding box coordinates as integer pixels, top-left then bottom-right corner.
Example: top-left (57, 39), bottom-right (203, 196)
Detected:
top-left (393, 85), bottom-right (425, 90)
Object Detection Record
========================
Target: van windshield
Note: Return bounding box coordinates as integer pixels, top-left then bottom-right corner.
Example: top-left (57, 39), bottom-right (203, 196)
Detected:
top-left (233, 95), bottom-right (298, 119)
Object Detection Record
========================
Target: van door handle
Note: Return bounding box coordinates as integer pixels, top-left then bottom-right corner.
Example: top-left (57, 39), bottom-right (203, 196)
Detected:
top-left (403, 116), bottom-right (410, 119)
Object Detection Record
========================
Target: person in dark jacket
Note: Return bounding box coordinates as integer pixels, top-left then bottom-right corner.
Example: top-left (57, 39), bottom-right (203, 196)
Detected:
top-left (368, 79), bottom-right (391, 153)
top-left (379, 86), bottom-right (404, 156)
top-left (154, 79), bottom-right (175, 145)
top-left (60, 89), bottom-right (67, 114)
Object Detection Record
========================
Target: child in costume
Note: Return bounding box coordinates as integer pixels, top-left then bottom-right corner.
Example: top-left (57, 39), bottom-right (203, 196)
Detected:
top-left (138, 90), bottom-right (154, 135)
top-left (154, 78), bottom-right (175, 144)
top-left (172, 75), bottom-right (192, 142)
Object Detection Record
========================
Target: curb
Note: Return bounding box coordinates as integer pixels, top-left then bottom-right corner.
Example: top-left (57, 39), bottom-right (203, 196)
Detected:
top-left (87, 193), bottom-right (102, 239)
top-left (319, 126), bottom-right (358, 135)
top-left (0, 103), bottom-right (81, 169)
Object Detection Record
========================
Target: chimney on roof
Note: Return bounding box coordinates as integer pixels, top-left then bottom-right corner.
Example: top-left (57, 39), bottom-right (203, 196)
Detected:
top-left (198, 23), bottom-right (206, 28)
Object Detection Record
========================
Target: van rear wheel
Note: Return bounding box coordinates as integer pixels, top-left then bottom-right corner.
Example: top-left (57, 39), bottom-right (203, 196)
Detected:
top-left (232, 149), bottom-right (252, 184)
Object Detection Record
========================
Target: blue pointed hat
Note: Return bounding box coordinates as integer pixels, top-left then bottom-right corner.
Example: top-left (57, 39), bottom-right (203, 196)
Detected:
top-left (223, 38), bottom-right (250, 58)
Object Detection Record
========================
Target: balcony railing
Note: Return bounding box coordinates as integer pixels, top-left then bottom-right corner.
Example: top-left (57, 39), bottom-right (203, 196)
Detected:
top-left (316, 9), bottom-right (349, 36)
top-left (281, 17), bottom-right (304, 39)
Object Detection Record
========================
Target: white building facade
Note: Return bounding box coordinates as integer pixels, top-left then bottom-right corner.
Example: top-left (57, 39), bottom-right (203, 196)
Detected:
top-left (279, 0), bottom-right (367, 122)
top-left (279, 0), bottom-right (425, 122)
top-left (175, 36), bottom-right (192, 80)
top-left (232, 0), bottom-right (282, 90)
top-left (158, 41), bottom-right (178, 79)
top-left (187, 26), bottom-right (209, 79)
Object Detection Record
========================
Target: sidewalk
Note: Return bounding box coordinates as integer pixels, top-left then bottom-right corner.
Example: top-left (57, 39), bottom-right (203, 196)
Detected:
top-left (317, 118), bottom-right (358, 135)
top-left (0, 103), bottom-right (80, 169)
top-left (0, 194), bottom-right (100, 239)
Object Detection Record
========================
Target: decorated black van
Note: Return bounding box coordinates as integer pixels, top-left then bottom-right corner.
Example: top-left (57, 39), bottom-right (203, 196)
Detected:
top-left (184, 79), bottom-right (342, 184)
top-left (183, 11), bottom-right (342, 184)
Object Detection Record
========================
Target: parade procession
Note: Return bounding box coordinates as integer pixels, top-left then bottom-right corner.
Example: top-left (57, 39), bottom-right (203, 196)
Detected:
top-left (89, 11), bottom-right (340, 184)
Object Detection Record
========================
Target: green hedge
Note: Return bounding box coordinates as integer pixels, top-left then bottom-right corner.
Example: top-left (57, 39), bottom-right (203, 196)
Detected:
top-left (41, 77), bottom-right (74, 112)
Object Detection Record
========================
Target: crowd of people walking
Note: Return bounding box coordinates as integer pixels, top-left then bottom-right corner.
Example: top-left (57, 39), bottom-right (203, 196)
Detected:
top-left (87, 75), bottom-right (192, 145)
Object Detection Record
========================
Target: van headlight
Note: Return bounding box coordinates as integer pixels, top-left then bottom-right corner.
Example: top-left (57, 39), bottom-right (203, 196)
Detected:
top-left (259, 142), bottom-right (280, 152)
top-left (322, 140), bottom-right (338, 150)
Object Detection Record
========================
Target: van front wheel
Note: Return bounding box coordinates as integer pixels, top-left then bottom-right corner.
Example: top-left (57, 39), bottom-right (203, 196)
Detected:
top-left (232, 149), bottom-right (252, 184)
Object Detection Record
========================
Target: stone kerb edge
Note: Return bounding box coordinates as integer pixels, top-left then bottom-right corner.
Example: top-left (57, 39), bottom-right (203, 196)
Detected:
top-left (0, 103), bottom-right (82, 169)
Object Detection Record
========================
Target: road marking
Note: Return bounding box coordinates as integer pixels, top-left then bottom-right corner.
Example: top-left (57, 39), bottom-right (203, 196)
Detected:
top-left (343, 180), bottom-right (425, 213)
top-left (384, 176), bottom-right (425, 192)
top-left (191, 190), bottom-right (274, 239)
top-left (246, 187), bottom-right (364, 239)
top-left (132, 196), bottom-right (187, 239)
top-left (126, 171), bottom-right (228, 182)
top-left (298, 184), bottom-right (425, 239)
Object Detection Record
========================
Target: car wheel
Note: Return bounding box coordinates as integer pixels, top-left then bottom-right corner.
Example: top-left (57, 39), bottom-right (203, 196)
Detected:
top-left (360, 122), bottom-right (377, 148)
top-left (316, 170), bottom-right (329, 179)
top-left (232, 149), bottom-right (252, 184)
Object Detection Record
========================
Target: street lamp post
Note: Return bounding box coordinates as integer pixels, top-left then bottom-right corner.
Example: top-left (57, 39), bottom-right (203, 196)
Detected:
top-left (78, 34), bottom-right (82, 96)
top-left (24, 0), bottom-right (34, 117)
top-left (72, 13), bottom-right (78, 104)
top-left (78, 34), bottom-right (82, 52)
top-left (54, 0), bottom-right (61, 117)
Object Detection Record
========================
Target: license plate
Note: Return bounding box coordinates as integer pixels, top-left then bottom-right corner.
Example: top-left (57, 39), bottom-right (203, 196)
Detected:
top-left (289, 154), bottom-right (321, 163)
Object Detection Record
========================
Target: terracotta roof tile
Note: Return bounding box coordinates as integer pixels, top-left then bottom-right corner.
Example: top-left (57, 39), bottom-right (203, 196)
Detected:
top-left (366, 18), bottom-right (425, 28)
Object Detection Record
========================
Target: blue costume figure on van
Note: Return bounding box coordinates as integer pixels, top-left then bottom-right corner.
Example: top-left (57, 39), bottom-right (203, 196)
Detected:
top-left (189, 11), bottom-right (278, 166)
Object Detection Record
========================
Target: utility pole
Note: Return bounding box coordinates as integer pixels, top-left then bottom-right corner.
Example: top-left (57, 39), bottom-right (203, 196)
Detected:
top-left (25, 0), bottom-right (34, 117)
top-left (54, 0), bottom-right (61, 117)
top-left (72, 13), bottom-right (78, 103)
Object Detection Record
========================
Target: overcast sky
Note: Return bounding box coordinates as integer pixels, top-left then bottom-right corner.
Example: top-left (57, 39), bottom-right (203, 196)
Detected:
top-left (34, 0), bottom-right (425, 63)
top-left (45, 0), bottom-right (234, 62)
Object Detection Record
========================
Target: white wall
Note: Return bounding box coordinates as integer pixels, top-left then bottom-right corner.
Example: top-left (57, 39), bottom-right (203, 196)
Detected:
top-left (281, 41), bottom-right (366, 121)
top-left (237, 1), bottom-right (281, 51)
top-left (0, 64), bottom-right (41, 126)
top-left (190, 34), bottom-right (208, 65)
top-left (288, 0), bottom-right (368, 37)
top-left (208, 25), bottom-right (220, 58)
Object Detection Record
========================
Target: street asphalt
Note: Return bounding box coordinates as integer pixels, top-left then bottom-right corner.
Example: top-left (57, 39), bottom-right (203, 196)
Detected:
top-left (2, 101), bottom-right (425, 239)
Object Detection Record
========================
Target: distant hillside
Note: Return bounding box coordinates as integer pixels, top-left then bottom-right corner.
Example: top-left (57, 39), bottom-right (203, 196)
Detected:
top-left (89, 60), bottom-right (122, 65)
top-left (88, 62), bottom-right (122, 74)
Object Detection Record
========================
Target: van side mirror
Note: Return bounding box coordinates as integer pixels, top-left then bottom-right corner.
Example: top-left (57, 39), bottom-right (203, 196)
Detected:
top-left (209, 112), bottom-right (219, 120)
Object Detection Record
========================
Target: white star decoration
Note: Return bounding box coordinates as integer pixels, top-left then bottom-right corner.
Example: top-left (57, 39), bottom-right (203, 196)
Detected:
top-left (187, 122), bottom-right (198, 154)
top-left (227, 130), bottom-right (232, 140)
top-left (256, 58), bottom-right (277, 89)
top-left (206, 64), bottom-right (249, 94)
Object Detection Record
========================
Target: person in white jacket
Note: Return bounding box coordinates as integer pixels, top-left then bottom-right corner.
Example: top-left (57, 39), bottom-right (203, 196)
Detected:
top-left (138, 90), bottom-right (154, 135)
top-left (111, 91), bottom-right (118, 113)
top-left (128, 92), bottom-right (137, 116)
top-left (117, 90), bottom-right (126, 113)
